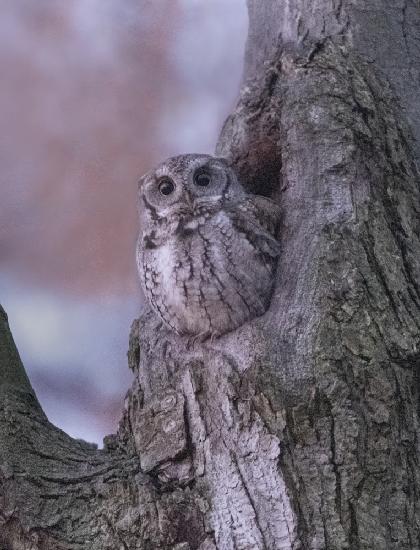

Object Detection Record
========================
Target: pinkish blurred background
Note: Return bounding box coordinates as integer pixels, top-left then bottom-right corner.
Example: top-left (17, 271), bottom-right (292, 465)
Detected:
top-left (0, 0), bottom-right (247, 444)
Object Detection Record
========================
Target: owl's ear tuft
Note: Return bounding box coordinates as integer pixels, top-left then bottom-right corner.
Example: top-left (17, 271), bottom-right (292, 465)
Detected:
top-left (211, 156), bottom-right (233, 169)
top-left (138, 175), bottom-right (147, 190)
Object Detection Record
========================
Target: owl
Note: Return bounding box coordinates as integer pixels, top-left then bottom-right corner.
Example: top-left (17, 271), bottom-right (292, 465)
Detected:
top-left (136, 154), bottom-right (281, 340)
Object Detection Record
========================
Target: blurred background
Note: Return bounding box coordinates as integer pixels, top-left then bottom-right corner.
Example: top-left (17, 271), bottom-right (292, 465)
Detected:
top-left (0, 0), bottom-right (247, 444)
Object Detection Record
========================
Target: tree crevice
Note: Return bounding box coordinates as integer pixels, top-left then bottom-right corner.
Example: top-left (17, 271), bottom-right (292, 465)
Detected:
top-left (2, 1), bottom-right (420, 548)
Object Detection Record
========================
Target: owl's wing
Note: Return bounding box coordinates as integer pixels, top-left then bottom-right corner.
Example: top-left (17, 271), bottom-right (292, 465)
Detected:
top-left (226, 195), bottom-right (282, 257)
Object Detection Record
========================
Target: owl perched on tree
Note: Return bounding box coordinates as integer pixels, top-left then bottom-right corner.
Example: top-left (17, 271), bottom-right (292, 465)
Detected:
top-left (136, 154), bottom-right (281, 340)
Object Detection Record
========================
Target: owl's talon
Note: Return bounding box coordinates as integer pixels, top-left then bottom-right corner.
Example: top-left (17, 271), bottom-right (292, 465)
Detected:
top-left (185, 330), bottom-right (217, 350)
top-left (209, 331), bottom-right (221, 344)
top-left (186, 334), bottom-right (200, 351)
top-left (185, 336), bottom-right (196, 351)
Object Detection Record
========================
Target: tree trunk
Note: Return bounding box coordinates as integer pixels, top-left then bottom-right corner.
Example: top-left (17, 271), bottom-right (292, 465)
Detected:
top-left (1, 1), bottom-right (420, 548)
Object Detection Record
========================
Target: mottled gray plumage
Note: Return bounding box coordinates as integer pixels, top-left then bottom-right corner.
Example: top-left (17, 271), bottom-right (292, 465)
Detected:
top-left (136, 154), bottom-right (281, 339)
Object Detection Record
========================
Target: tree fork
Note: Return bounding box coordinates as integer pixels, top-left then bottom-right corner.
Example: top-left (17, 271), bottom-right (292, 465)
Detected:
top-left (1, 1), bottom-right (420, 549)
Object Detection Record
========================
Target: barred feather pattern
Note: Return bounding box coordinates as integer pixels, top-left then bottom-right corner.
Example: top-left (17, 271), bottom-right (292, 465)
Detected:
top-left (137, 154), bottom-right (281, 338)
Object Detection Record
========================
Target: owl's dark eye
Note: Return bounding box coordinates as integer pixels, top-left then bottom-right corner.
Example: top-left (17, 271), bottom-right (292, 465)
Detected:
top-left (158, 178), bottom-right (175, 196)
top-left (193, 169), bottom-right (211, 187)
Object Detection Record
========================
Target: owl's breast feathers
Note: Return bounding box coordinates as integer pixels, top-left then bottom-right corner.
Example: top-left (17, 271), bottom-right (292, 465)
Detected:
top-left (139, 194), bottom-right (281, 337)
top-left (224, 195), bottom-right (282, 258)
top-left (144, 194), bottom-right (281, 250)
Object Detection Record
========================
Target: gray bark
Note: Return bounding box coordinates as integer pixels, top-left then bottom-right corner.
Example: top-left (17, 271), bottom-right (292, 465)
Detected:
top-left (2, 1), bottom-right (420, 548)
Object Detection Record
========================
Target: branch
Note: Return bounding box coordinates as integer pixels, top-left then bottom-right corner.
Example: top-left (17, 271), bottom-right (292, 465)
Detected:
top-left (0, 304), bottom-right (43, 411)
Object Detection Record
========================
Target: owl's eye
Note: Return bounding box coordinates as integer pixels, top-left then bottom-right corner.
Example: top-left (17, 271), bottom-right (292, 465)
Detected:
top-left (158, 178), bottom-right (175, 196)
top-left (193, 169), bottom-right (211, 187)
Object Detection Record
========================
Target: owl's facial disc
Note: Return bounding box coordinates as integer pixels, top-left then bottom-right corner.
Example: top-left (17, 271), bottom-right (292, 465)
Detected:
top-left (140, 171), bottom-right (183, 218)
top-left (139, 155), bottom-right (242, 223)
top-left (188, 160), bottom-right (228, 202)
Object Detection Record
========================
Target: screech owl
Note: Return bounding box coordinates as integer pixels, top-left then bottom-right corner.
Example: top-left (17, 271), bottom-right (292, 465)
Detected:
top-left (136, 154), bottom-right (281, 340)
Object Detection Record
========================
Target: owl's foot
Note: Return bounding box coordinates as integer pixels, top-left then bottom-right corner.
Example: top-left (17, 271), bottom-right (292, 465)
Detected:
top-left (185, 330), bottom-right (221, 350)
top-left (185, 333), bottom-right (206, 351)
top-left (208, 331), bottom-right (221, 344)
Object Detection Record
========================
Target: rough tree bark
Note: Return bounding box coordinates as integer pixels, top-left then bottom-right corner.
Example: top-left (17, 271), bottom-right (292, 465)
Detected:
top-left (1, 1), bottom-right (420, 548)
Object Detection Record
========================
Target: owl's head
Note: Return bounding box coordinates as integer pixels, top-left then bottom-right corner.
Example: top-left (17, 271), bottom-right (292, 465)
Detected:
top-left (138, 154), bottom-right (245, 224)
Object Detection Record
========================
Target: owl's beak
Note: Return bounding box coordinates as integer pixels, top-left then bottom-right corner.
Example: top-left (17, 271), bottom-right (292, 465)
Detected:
top-left (182, 218), bottom-right (199, 231)
top-left (185, 191), bottom-right (194, 209)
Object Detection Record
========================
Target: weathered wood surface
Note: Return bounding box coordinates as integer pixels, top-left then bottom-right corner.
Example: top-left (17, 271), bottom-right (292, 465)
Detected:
top-left (1, 1), bottom-right (420, 548)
